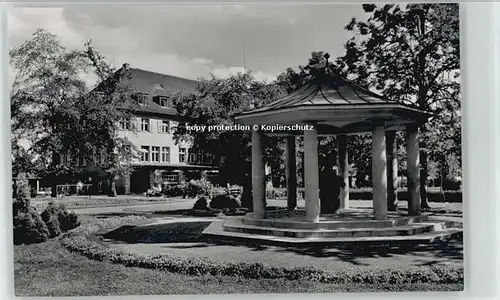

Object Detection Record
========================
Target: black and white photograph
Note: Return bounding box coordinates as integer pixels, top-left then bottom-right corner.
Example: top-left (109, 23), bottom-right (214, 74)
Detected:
top-left (9, 3), bottom-right (463, 296)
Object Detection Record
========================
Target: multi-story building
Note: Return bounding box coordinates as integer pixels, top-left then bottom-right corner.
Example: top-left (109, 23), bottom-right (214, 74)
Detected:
top-left (106, 64), bottom-right (218, 194)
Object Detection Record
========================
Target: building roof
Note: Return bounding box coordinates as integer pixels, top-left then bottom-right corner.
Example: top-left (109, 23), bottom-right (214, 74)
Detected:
top-left (234, 73), bottom-right (433, 135)
top-left (127, 67), bottom-right (198, 95)
top-left (111, 65), bottom-right (199, 118)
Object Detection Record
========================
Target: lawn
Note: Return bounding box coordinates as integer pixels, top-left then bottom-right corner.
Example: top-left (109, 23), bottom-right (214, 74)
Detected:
top-left (13, 212), bottom-right (464, 296)
top-left (14, 239), bottom-right (463, 296)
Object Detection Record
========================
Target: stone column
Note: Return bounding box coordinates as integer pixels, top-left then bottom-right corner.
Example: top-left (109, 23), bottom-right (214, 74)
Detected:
top-left (406, 124), bottom-right (421, 216)
top-left (386, 131), bottom-right (398, 211)
top-left (337, 135), bottom-right (349, 210)
top-left (304, 125), bottom-right (320, 222)
top-left (285, 135), bottom-right (297, 210)
top-left (252, 129), bottom-right (266, 219)
top-left (123, 172), bottom-right (131, 195)
top-left (372, 125), bottom-right (388, 220)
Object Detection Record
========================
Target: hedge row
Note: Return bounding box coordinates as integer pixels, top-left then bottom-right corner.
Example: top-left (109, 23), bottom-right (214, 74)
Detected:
top-left (60, 217), bottom-right (464, 284)
top-left (63, 215), bottom-right (150, 237)
top-left (265, 188), bottom-right (462, 203)
top-left (348, 190), bottom-right (463, 203)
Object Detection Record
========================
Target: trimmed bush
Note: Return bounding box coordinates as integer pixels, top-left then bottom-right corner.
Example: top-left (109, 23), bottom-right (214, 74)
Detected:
top-left (41, 202), bottom-right (81, 238)
top-left (13, 175), bottom-right (51, 245)
top-left (60, 218), bottom-right (464, 284)
top-left (266, 188), bottom-right (287, 200)
top-left (164, 183), bottom-right (188, 198)
top-left (222, 208), bottom-right (249, 216)
top-left (192, 197), bottom-right (209, 210)
top-left (209, 194), bottom-right (241, 209)
top-left (57, 204), bottom-right (81, 232)
top-left (265, 187), bottom-right (462, 203)
top-left (349, 190), bottom-right (462, 203)
top-left (13, 175), bottom-right (31, 214)
top-left (13, 207), bottom-right (50, 245)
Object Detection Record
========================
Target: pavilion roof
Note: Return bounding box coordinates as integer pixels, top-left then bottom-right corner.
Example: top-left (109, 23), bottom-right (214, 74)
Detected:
top-left (234, 73), bottom-right (433, 135)
top-left (253, 73), bottom-right (393, 112)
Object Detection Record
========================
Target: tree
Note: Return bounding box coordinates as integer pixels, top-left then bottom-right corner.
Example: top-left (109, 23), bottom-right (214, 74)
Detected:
top-left (337, 4), bottom-right (460, 208)
top-left (174, 71), bottom-right (286, 209)
top-left (10, 29), bottom-right (138, 197)
top-left (77, 41), bottom-right (138, 196)
top-left (10, 29), bottom-right (89, 197)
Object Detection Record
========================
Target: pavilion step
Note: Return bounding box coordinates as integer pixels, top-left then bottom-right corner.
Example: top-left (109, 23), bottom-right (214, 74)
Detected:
top-left (242, 214), bottom-right (430, 230)
top-left (223, 218), bottom-right (452, 239)
top-left (203, 220), bottom-right (463, 248)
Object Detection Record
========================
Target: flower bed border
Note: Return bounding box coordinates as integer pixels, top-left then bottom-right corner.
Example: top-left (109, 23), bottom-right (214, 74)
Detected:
top-left (60, 217), bottom-right (464, 285)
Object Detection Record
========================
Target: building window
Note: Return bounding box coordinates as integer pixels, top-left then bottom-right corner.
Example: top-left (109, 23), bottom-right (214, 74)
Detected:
top-left (188, 152), bottom-right (196, 164)
top-left (141, 146), bottom-right (150, 162)
top-left (140, 118), bottom-right (150, 132)
top-left (158, 120), bottom-right (170, 133)
top-left (161, 147), bottom-right (170, 163)
top-left (119, 118), bottom-right (130, 130)
top-left (179, 148), bottom-right (186, 163)
top-left (137, 93), bottom-right (148, 105)
top-left (158, 96), bottom-right (173, 108)
top-left (151, 146), bottom-right (160, 162)
top-left (162, 173), bottom-right (178, 184)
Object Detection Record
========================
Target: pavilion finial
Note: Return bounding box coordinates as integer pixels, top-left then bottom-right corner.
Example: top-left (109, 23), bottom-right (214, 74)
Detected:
top-left (323, 52), bottom-right (332, 77)
top-left (324, 52), bottom-right (330, 62)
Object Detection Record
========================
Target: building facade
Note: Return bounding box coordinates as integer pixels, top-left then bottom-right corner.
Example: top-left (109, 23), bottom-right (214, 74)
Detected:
top-left (108, 64), bottom-right (218, 194)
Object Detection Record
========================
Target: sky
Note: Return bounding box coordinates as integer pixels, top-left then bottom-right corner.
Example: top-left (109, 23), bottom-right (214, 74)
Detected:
top-left (8, 4), bottom-right (372, 83)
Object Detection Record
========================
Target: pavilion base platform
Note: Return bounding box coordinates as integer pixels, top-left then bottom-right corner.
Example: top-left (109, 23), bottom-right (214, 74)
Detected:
top-left (202, 209), bottom-right (462, 249)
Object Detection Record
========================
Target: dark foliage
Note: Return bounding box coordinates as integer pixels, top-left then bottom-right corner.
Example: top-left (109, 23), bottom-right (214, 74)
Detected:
top-left (210, 194), bottom-right (241, 209)
top-left (13, 208), bottom-right (50, 245)
top-left (192, 197), bottom-right (209, 210)
top-left (41, 202), bottom-right (81, 238)
top-left (164, 184), bottom-right (188, 198)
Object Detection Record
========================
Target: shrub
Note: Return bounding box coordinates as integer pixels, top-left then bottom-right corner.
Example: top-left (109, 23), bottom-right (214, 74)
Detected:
top-left (222, 208), bottom-right (249, 216)
top-left (13, 174), bottom-right (31, 214)
top-left (240, 188), bottom-right (253, 210)
top-left (164, 183), bottom-right (188, 198)
top-left (12, 175), bottom-right (51, 245)
top-left (41, 202), bottom-right (80, 238)
top-left (45, 216), bottom-right (62, 238)
top-left (209, 194), bottom-right (241, 209)
top-left (192, 197), bottom-right (209, 210)
top-left (266, 188), bottom-right (287, 199)
top-left (57, 204), bottom-right (81, 232)
top-left (186, 179), bottom-right (213, 198)
top-left (13, 207), bottom-right (50, 245)
top-left (442, 179), bottom-right (461, 191)
top-left (348, 189), bottom-right (462, 203)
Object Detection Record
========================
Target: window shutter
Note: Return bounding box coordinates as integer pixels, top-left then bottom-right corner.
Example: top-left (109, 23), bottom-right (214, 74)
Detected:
top-left (137, 118), bottom-right (141, 131)
top-left (158, 119), bottom-right (162, 133)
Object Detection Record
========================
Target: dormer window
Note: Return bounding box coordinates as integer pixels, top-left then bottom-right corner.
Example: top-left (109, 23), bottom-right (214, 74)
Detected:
top-left (134, 92), bottom-right (149, 106)
top-left (153, 96), bottom-right (174, 108)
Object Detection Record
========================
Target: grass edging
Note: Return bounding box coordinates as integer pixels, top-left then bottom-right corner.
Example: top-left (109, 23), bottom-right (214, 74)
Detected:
top-left (60, 217), bottom-right (464, 285)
